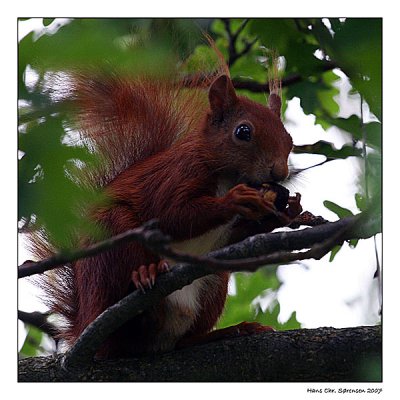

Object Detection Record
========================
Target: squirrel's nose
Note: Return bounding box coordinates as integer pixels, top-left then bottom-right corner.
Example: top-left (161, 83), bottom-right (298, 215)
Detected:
top-left (270, 162), bottom-right (289, 182)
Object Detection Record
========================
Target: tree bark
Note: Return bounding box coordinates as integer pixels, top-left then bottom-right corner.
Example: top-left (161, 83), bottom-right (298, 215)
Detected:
top-left (18, 326), bottom-right (381, 382)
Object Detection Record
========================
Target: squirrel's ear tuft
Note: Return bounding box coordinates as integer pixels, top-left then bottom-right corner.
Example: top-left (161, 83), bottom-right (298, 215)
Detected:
top-left (208, 75), bottom-right (237, 118)
top-left (268, 93), bottom-right (281, 117)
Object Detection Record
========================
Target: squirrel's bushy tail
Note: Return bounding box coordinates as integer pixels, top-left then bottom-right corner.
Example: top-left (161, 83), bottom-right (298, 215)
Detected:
top-left (68, 73), bottom-right (213, 188)
top-left (25, 228), bottom-right (79, 345)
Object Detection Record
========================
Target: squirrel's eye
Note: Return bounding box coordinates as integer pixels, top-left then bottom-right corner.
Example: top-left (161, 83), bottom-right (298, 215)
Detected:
top-left (234, 124), bottom-right (252, 142)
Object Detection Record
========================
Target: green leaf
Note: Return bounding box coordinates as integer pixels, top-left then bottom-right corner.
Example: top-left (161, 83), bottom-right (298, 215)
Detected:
top-left (365, 152), bottom-right (382, 205)
top-left (249, 19), bottom-right (328, 77)
top-left (250, 19), bottom-right (299, 53)
top-left (19, 113), bottom-right (101, 248)
top-left (255, 301), bottom-right (301, 330)
top-left (282, 311), bottom-right (301, 330)
top-left (364, 122), bottom-right (382, 150)
top-left (355, 193), bottom-right (367, 211)
top-left (313, 19), bottom-right (382, 120)
top-left (183, 44), bottom-right (226, 74)
top-left (317, 70), bottom-right (340, 115)
top-left (344, 120), bottom-right (382, 150)
top-left (329, 244), bottom-right (343, 262)
top-left (18, 19), bottom-right (185, 76)
top-left (323, 200), bottom-right (354, 219)
top-left (19, 325), bottom-right (43, 357)
top-left (286, 78), bottom-right (339, 118)
top-left (216, 268), bottom-right (300, 331)
top-left (348, 238), bottom-right (359, 249)
top-left (230, 50), bottom-right (269, 82)
top-left (323, 199), bottom-right (359, 261)
top-left (42, 18), bottom-right (55, 26)
top-left (293, 140), bottom-right (362, 159)
top-left (217, 269), bottom-right (280, 329)
top-left (286, 80), bottom-right (323, 115)
top-left (326, 115), bottom-right (362, 137)
top-left (210, 19), bottom-right (226, 37)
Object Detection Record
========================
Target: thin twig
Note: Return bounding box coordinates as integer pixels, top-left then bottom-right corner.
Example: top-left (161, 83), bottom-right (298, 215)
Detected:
top-left (18, 220), bottom-right (165, 279)
top-left (231, 62), bottom-right (335, 92)
top-left (236, 37), bottom-right (258, 60)
top-left (18, 310), bottom-right (58, 339)
top-left (221, 18), bottom-right (236, 66)
top-left (232, 19), bottom-right (250, 40)
top-left (221, 18), bottom-right (256, 67)
top-left (180, 61), bottom-right (336, 93)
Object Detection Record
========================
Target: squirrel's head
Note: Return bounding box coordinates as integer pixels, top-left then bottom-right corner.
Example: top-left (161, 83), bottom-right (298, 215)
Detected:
top-left (205, 74), bottom-right (293, 187)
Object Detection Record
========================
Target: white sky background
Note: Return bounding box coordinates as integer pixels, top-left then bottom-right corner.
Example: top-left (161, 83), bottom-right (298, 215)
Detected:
top-left (17, 18), bottom-right (383, 351)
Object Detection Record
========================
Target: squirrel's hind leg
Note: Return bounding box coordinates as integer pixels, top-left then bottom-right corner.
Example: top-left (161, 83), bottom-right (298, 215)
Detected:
top-left (176, 322), bottom-right (274, 349)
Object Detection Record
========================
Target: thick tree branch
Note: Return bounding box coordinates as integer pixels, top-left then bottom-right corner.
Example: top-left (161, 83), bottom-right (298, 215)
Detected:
top-left (18, 326), bottom-right (382, 382)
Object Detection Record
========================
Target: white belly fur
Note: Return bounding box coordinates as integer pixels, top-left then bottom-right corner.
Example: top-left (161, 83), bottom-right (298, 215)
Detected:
top-left (152, 220), bottom-right (234, 351)
top-left (166, 221), bottom-right (233, 308)
top-left (150, 180), bottom-right (235, 351)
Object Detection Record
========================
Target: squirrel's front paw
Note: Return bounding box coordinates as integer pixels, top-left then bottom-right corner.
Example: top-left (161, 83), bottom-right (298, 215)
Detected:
top-left (132, 259), bottom-right (170, 293)
top-left (226, 184), bottom-right (276, 220)
top-left (259, 184), bottom-right (302, 225)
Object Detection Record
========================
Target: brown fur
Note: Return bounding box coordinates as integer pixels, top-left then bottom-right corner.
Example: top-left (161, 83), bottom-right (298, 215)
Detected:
top-left (30, 67), bottom-right (293, 358)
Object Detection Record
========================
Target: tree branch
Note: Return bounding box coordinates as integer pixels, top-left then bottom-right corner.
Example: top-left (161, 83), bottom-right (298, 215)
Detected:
top-left (19, 326), bottom-right (382, 382)
top-left (136, 212), bottom-right (357, 274)
top-left (180, 61), bottom-right (336, 94)
top-left (18, 310), bottom-right (57, 340)
top-left (18, 212), bottom-right (325, 279)
top-left (61, 212), bottom-right (380, 370)
top-left (18, 220), bottom-right (166, 279)
top-left (232, 61), bottom-right (337, 93)
top-left (221, 18), bottom-right (256, 67)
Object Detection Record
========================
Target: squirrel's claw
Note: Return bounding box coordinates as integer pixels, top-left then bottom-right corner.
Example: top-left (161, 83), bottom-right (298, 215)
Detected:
top-left (132, 260), bottom-right (170, 292)
top-left (286, 192), bottom-right (302, 219)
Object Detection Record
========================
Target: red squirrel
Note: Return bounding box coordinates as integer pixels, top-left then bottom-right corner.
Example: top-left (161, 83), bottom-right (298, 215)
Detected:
top-left (31, 66), bottom-right (302, 358)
